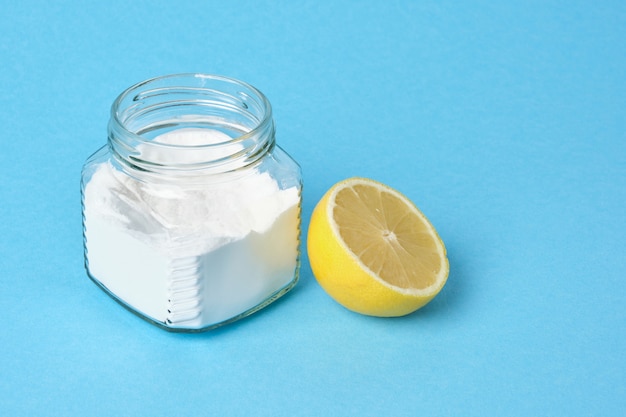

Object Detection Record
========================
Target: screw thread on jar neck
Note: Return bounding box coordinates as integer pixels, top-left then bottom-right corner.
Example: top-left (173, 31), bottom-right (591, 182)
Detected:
top-left (107, 73), bottom-right (275, 176)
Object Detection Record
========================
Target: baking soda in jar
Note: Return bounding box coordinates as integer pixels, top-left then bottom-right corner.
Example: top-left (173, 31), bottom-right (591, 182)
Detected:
top-left (81, 74), bottom-right (302, 332)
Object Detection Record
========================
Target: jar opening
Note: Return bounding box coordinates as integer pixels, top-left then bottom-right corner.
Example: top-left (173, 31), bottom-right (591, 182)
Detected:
top-left (108, 74), bottom-right (275, 174)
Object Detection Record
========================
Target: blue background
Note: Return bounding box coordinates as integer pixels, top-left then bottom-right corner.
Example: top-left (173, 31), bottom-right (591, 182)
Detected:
top-left (1, 1), bottom-right (624, 415)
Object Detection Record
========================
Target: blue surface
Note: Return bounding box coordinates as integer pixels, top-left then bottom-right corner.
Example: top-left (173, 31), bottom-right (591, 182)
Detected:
top-left (1, 1), bottom-right (625, 415)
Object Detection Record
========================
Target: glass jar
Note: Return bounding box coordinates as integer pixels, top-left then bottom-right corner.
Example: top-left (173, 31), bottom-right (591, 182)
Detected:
top-left (81, 74), bottom-right (302, 332)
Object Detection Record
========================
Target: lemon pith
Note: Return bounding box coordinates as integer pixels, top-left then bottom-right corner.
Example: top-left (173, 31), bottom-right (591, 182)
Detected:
top-left (307, 177), bottom-right (449, 317)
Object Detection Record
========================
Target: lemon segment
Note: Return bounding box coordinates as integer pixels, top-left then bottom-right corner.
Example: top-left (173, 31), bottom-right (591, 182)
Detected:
top-left (307, 177), bottom-right (449, 317)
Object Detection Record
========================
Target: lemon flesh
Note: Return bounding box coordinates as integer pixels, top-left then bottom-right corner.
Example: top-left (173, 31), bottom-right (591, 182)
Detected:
top-left (307, 177), bottom-right (449, 317)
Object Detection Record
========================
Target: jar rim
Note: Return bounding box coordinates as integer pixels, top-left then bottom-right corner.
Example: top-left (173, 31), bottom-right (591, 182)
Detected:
top-left (109, 73), bottom-right (273, 149)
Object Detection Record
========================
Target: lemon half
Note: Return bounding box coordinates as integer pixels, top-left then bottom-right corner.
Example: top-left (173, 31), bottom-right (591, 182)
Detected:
top-left (307, 177), bottom-right (449, 317)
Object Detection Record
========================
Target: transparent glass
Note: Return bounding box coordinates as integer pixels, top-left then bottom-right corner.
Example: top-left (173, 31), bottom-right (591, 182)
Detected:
top-left (81, 74), bottom-right (302, 332)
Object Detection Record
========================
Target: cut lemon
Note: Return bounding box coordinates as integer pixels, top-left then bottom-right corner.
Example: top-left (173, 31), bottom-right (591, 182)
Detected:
top-left (307, 177), bottom-right (449, 317)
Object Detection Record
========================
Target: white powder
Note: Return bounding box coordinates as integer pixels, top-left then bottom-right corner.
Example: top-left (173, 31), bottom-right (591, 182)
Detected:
top-left (83, 128), bottom-right (300, 329)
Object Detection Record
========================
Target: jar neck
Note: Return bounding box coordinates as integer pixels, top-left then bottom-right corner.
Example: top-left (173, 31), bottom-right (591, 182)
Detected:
top-left (107, 74), bottom-right (275, 176)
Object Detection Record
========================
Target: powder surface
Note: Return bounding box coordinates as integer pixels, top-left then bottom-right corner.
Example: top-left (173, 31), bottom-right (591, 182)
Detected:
top-left (83, 128), bottom-right (300, 329)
